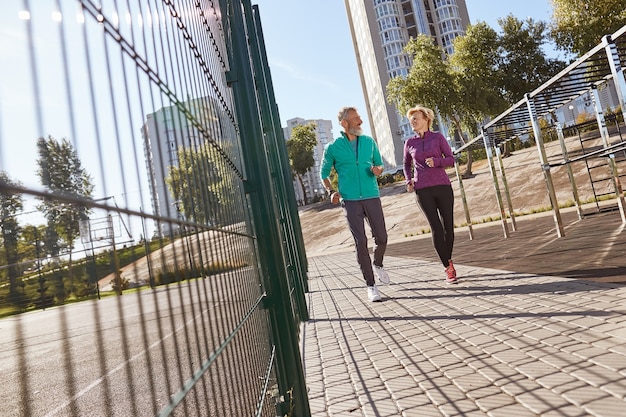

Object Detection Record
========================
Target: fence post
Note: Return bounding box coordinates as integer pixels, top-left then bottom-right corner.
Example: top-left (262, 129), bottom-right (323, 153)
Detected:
top-left (222, 1), bottom-right (310, 415)
top-left (250, 4), bottom-right (310, 310)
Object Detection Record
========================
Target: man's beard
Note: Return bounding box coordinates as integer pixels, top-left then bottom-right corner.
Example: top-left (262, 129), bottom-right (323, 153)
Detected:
top-left (348, 126), bottom-right (363, 136)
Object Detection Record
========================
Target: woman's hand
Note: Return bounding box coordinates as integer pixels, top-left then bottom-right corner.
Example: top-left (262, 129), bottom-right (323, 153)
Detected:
top-left (425, 157), bottom-right (434, 168)
top-left (406, 182), bottom-right (414, 193)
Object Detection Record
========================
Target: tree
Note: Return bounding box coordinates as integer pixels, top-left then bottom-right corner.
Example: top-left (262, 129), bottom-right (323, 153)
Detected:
top-left (498, 15), bottom-right (566, 104)
top-left (449, 22), bottom-right (509, 125)
top-left (19, 224), bottom-right (51, 308)
top-left (387, 34), bottom-right (483, 177)
top-left (0, 172), bottom-right (24, 305)
top-left (19, 224), bottom-right (48, 271)
top-left (388, 19), bottom-right (567, 176)
top-left (387, 35), bottom-right (457, 116)
top-left (286, 123), bottom-right (318, 204)
top-left (166, 142), bottom-right (239, 228)
top-left (36, 136), bottom-right (94, 296)
top-left (550, 0), bottom-right (626, 56)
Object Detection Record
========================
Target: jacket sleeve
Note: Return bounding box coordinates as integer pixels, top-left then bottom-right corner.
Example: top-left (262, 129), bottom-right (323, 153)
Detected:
top-left (371, 137), bottom-right (383, 167)
top-left (403, 139), bottom-right (412, 184)
top-left (436, 134), bottom-right (455, 168)
top-left (319, 144), bottom-right (334, 180)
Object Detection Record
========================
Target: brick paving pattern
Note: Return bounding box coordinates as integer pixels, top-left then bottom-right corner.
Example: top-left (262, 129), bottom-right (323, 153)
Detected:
top-left (301, 211), bottom-right (626, 417)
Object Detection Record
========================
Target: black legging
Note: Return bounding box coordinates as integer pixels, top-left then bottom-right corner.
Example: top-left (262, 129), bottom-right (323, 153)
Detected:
top-left (415, 185), bottom-right (454, 267)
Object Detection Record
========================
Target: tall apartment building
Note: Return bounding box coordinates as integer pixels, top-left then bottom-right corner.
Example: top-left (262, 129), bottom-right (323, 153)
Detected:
top-left (345, 0), bottom-right (470, 168)
top-left (142, 96), bottom-right (232, 236)
top-left (284, 117), bottom-right (333, 205)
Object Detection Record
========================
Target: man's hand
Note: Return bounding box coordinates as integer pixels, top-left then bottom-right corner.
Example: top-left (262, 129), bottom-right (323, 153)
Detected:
top-left (371, 165), bottom-right (383, 176)
top-left (330, 192), bottom-right (340, 204)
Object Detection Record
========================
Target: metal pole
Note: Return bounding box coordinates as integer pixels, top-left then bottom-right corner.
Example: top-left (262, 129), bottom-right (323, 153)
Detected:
top-left (591, 86), bottom-right (626, 222)
top-left (453, 151), bottom-right (473, 240)
top-left (495, 147), bottom-right (517, 231)
top-left (554, 121), bottom-right (583, 219)
top-left (90, 238), bottom-right (100, 300)
top-left (251, 5), bottom-right (309, 298)
top-left (525, 93), bottom-right (564, 237)
top-left (482, 128), bottom-right (510, 238)
top-left (603, 35), bottom-right (626, 124)
top-left (34, 226), bottom-right (47, 307)
top-left (224, 1), bottom-right (310, 415)
top-left (108, 214), bottom-right (122, 295)
top-left (140, 207), bottom-right (155, 289)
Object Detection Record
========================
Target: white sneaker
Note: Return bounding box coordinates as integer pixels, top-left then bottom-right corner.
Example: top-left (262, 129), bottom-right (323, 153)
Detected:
top-left (373, 264), bottom-right (390, 285)
top-left (367, 285), bottom-right (382, 302)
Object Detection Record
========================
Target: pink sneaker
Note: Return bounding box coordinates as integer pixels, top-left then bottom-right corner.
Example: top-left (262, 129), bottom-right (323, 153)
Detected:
top-left (445, 261), bottom-right (457, 284)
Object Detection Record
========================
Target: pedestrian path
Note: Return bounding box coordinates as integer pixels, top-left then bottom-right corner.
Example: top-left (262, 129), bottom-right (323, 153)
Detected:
top-left (301, 253), bottom-right (626, 417)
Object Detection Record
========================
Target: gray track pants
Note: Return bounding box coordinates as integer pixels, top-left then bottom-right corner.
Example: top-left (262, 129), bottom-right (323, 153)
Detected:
top-left (342, 198), bottom-right (388, 286)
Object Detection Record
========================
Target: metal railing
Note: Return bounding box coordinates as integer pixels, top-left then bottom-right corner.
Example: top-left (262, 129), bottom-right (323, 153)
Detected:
top-left (0, 1), bottom-right (309, 416)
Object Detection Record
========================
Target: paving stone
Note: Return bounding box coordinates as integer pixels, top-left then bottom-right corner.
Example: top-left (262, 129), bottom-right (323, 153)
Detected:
top-left (303, 248), bottom-right (626, 416)
top-left (583, 394), bottom-right (626, 417)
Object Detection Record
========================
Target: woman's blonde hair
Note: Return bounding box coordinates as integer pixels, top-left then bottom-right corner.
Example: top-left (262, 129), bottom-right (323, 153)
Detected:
top-left (406, 105), bottom-right (435, 129)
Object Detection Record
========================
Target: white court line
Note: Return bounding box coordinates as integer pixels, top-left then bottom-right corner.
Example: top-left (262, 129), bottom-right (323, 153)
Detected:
top-left (43, 304), bottom-right (211, 417)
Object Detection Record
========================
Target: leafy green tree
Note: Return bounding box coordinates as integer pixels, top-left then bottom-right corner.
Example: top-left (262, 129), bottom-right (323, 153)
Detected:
top-left (387, 35), bottom-right (456, 116)
top-left (387, 34), bottom-right (481, 176)
top-left (36, 136), bottom-right (94, 296)
top-left (449, 22), bottom-right (509, 124)
top-left (466, 16), bottom-right (566, 156)
top-left (498, 15), bottom-right (566, 103)
top-left (388, 18), bottom-right (566, 175)
top-left (166, 142), bottom-right (239, 228)
top-left (19, 224), bottom-right (48, 271)
top-left (20, 224), bottom-right (51, 308)
top-left (0, 172), bottom-right (24, 305)
top-left (550, 0), bottom-right (626, 56)
top-left (286, 123), bottom-right (318, 205)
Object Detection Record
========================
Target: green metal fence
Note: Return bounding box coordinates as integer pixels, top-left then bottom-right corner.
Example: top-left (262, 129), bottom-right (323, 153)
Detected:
top-left (0, 1), bottom-right (310, 415)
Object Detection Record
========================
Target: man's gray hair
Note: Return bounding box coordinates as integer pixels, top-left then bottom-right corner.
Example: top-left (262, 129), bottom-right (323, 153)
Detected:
top-left (337, 106), bottom-right (357, 123)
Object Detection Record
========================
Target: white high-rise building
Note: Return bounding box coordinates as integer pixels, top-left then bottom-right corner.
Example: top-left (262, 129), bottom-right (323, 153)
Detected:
top-left (142, 96), bottom-right (232, 236)
top-left (284, 117), bottom-right (333, 205)
top-left (345, 0), bottom-right (470, 168)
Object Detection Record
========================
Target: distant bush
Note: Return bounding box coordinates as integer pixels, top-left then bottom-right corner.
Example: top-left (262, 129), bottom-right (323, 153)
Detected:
top-left (377, 171), bottom-right (405, 187)
top-left (110, 275), bottom-right (130, 293)
top-left (154, 259), bottom-right (248, 287)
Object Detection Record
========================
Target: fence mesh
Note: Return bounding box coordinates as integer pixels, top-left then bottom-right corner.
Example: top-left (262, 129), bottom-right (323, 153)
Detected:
top-left (0, 1), bottom-right (308, 416)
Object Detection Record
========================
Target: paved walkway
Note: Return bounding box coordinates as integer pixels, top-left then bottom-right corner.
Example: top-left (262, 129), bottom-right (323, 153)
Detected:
top-left (301, 209), bottom-right (626, 416)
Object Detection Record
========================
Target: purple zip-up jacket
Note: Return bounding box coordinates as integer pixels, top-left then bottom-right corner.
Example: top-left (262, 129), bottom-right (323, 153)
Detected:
top-left (403, 130), bottom-right (454, 190)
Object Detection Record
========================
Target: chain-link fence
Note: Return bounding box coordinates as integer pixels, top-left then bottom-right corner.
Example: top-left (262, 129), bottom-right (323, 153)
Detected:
top-left (0, 1), bottom-right (309, 416)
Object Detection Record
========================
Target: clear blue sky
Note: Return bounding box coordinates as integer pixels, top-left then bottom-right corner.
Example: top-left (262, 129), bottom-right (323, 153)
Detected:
top-left (254, 0), bottom-right (558, 137)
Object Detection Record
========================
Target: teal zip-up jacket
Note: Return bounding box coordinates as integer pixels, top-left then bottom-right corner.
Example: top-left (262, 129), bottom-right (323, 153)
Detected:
top-left (319, 132), bottom-right (383, 201)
